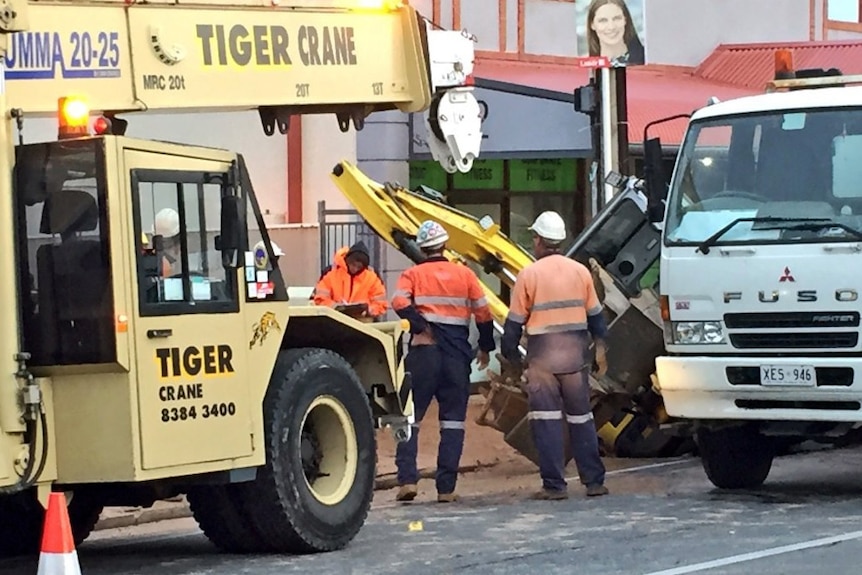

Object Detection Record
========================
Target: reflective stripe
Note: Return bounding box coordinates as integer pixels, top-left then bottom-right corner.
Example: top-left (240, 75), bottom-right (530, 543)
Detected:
top-left (587, 304), bottom-right (603, 317)
top-left (471, 296), bottom-right (488, 308)
top-left (423, 313), bottom-right (471, 326)
top-left (440, 420), bottom-right (465, 430)
top-left (528, 322), bottom-right (588, 335)
top-left (394, 290), bottom-right (411, 299)
top-left (37, 551), bottom-right (83, 575)
top-left (566, 412), bottom-right (594, 424)
top-left (532, 299), bottom-right (585, 312)
top-left (527, 410), bottom-right (563, 420)
top-left (507, 312), bottom-right (526, 324)
top-left (414, 295), bottom-right (470, 307)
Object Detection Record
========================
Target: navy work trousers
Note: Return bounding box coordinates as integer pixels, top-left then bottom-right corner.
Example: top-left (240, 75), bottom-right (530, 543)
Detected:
top-left (524, 365), bottom-right (606, 492)
top-left (395, 344), bottom-right (471, 494)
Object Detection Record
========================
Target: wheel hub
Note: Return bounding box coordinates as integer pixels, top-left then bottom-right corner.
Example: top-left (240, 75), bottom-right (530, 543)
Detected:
top-left (301, 423), bottom-right (323, 482)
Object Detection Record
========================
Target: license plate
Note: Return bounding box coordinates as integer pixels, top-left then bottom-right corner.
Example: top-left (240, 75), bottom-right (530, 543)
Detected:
top-left (760, 365), bottom-right (816, 386)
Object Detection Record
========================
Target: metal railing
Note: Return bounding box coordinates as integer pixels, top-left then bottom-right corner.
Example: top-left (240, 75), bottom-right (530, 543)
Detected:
top-left (317, 200), bottom-right (382, 277)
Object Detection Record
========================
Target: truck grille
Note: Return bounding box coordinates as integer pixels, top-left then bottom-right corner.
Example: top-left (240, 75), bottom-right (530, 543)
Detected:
top-left (729, 332), bottom-right (858, 349)
top-left (724, 311), bottom-right (860, 329)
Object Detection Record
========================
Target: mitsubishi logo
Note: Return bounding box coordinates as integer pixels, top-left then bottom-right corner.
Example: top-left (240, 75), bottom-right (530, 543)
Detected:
top-left (779, 267), bottom-right (795, 282)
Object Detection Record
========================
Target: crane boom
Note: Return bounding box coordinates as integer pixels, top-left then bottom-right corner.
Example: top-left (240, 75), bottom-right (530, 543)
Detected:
top-left (0, 0), bottom-right (482, 171)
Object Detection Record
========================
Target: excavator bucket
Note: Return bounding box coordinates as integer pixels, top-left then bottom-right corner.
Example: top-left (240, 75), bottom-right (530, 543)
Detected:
top-left (330, 160), bottom-right (695, 461)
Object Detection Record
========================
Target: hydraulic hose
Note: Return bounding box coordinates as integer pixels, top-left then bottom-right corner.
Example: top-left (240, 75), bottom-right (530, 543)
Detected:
top-left (0, 404), bottom-right (49, 495)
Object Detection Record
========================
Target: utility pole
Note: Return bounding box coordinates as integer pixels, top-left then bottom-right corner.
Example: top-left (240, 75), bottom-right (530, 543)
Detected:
top-left (574, 59), bottom-right (629, 217)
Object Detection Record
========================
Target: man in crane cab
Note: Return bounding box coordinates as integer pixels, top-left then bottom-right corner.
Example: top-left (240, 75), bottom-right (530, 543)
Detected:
top-left (153, 207), bottom-right (182, 278)
top-left (313, 241), bottom-right (388, 321)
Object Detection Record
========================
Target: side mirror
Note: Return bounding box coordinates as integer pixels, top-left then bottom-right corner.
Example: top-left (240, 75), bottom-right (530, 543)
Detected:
top-left (218, 195), bottom-right (243, 268)
top-left (643, 137), bottom-right (668, 223)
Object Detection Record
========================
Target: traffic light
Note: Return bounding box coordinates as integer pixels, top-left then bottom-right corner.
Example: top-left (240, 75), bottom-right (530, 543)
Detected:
top-left (574, 83), bottom-right (597, 115)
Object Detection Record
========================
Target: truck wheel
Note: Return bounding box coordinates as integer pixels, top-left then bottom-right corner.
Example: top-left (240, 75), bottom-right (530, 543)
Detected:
top-left (187, 484), bottom-right (262, 553)
top-left (238, 348), bottom-right (376, 553)
top-left (697, 425), bottom-right (775, 489)
top-left (0, 489), bottom-right (103, 557)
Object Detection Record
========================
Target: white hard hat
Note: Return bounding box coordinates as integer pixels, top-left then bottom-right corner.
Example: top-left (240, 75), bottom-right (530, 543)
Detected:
top-left (154, 208), bottom-right (180, 238)
top-left (528, 211), bottom-right (567, 243)
top-left (416, 220), bottom-right (449, 249)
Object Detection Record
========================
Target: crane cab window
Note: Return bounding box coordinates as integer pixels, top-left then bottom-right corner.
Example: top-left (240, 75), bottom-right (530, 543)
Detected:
top-left (132, 170), bottom-right (238, 316)
top-left (14, 140), bottom-right (116, 367)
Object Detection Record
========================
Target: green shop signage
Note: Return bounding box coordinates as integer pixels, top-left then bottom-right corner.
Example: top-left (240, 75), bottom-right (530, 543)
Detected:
top-left (409, 159), bottom-right (577, 193)
top-left (509, 159), bottom-right (577, 193)
top-left (408, 161), bottom-right (449, 191)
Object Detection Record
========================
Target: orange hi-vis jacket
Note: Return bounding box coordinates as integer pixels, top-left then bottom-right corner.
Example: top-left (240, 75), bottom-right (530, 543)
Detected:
top-left (314, 246), bottom-right (388, 317)
top-left (501, 253), bottom-right (608, 373)
top-left (391, 256), bottom-right (495, 362)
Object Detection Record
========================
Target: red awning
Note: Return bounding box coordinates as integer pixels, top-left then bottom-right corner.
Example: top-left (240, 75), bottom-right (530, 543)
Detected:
top-left (473, 60), bottom-right (758, 146)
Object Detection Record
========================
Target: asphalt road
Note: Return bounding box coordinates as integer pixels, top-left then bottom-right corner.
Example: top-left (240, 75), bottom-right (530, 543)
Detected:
top-left (6, 446), bottom-right (862, 575)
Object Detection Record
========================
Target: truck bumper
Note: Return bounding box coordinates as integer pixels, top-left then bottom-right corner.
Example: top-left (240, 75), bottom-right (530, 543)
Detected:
top-left (655, 356), bottom-right (862, 422)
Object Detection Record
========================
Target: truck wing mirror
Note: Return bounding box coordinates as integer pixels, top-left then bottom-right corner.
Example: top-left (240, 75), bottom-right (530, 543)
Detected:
top-left (218, 195), bottom-right (243, 269)
top-left (643, 137), bottom-right (668, 223)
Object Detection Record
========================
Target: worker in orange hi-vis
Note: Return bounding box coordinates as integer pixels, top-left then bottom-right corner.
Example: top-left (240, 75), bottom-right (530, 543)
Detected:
top-left (501, 211), bottom-right (610, 500)
top-left (314, 241), bottom-right (388, 320)
top-left (391, 220), bottom-right (495, 504)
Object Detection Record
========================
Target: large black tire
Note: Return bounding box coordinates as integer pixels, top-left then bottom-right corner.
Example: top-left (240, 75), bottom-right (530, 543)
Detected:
top-left (0, 489), bottom-right (103, 557)
top-left (697, 425), bottom-right (775, 489)
top-left (237, 347), bottom-right (376, 554)
top-left (187, 484), bottom-right (262, 553)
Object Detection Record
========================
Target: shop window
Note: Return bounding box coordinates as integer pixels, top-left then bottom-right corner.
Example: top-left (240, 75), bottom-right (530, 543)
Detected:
top-left (510, 194), bottom-right (577, 250)
top-left (132, 170), bottom-right (238, 316)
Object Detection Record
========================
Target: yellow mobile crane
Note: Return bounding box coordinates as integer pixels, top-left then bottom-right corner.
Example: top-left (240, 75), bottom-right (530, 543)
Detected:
top-left (0, 0), bottom-right (483, 557)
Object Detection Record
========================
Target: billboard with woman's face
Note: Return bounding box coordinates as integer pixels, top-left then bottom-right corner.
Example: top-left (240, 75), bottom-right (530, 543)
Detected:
top-left (577, 0), bottom-right (646, 67)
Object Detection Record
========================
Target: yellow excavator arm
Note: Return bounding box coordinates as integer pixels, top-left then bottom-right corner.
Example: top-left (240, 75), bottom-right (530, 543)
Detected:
top-left (331, 159), bottom-right (527, 329)
top-left (0, 0), bottom-right (482, 172)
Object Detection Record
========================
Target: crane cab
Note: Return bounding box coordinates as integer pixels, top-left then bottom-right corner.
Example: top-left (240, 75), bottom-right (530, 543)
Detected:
top-left (14, 130), bottom-right (291, 478)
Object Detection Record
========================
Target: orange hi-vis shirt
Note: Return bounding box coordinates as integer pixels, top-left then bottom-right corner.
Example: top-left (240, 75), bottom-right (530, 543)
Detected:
top-left (503, 253), bottom-right (607, 373)
top-left (508, 253), bottom-right (602, 335)
top-left (314, 247), bottom-right (388, 317)
top-left (391, 257), bottom-right (495, 361)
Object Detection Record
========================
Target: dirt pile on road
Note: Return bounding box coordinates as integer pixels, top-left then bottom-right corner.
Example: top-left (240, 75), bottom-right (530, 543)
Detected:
top-left (375, 395), bottom-right (530, 485)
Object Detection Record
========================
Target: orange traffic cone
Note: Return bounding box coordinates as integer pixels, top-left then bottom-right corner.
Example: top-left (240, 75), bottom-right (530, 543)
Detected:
top-left (36, 492), bottom-right (81, 575)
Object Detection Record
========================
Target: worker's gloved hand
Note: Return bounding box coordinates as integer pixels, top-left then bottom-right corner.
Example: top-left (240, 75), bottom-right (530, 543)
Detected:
top-left (496, 353), bottom-right (526, 386)
top-left (475, 349), bottom-right (490, 370)
top-left (593, 341), bottom-right (608, 378)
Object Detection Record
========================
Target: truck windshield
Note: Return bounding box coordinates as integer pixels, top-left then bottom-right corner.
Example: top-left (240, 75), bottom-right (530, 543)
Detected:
top-left (664, 107), bottom-right (862, 246)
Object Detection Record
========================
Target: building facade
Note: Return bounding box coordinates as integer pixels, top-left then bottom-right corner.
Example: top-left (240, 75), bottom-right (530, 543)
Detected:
top-left (9, 1), bottom-right (860, 293)
top-left (358, 0), bottom-right (854, 308)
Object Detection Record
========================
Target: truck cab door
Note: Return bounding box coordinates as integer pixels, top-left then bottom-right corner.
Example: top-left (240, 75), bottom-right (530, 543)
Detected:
top-left (124, 149), bottom-right (253, 471)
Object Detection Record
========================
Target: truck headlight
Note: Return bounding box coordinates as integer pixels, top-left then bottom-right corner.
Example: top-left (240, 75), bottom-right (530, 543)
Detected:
top-left (672, 321), bottom-right (725, 344)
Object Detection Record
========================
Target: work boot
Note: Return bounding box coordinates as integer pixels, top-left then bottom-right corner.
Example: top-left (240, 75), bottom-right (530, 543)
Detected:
top-left (530, 488), bottom-right (569, 501)
top-left (396, 483), bottom-right (418, 502)
top-left (437, 492), bottom-right (459, 503)
top-left (586, 484), bottom-right (609, 497)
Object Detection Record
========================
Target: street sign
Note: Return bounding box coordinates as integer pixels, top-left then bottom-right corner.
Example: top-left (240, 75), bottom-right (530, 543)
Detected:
top-left (577, 56), bottom-right (611, 69)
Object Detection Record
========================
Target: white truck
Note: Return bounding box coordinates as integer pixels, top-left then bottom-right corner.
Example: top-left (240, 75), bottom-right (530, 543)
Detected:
top-left (649, 51), bottom-right (862, 489)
